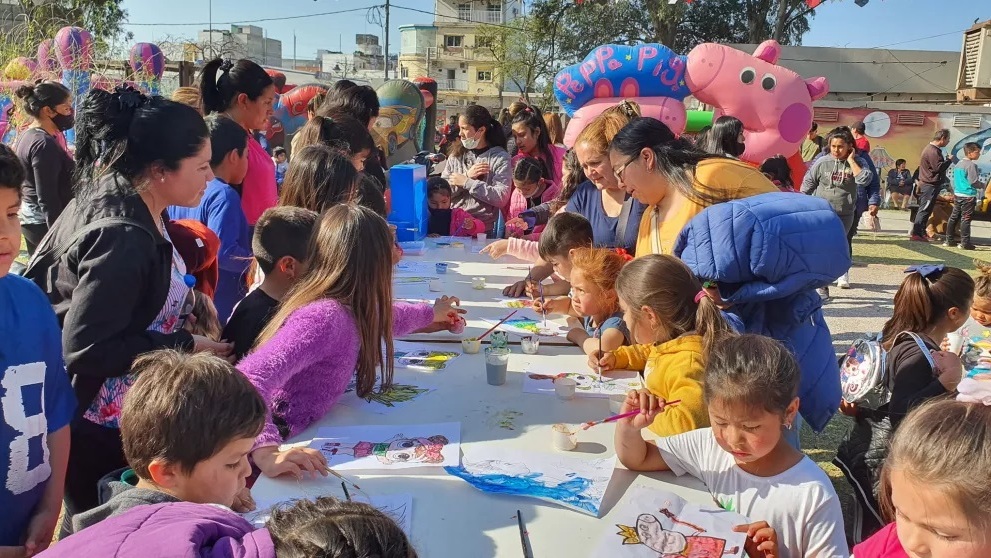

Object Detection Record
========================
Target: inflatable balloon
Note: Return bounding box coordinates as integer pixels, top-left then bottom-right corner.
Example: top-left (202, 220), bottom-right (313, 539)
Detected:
top-left (129, 42), bottom-right (166, 95)
top-left (37, 39), bottom-right (57, 72)
top-left (55, 26), bottom-right (95, 145)
top-left (373, 80), bottom-right (425, 167)
top-left (265, 69), bottom-right (290, 94)
top-left (413, 77), bottom-right (437, 152)
top-left (90, 73), bottom-right (115, 92)
top-left (554, 43), bottom-right (690, 146)
top-left (3, 57), bottom-right (37, 80)
top-left (685, 40), bottom-right (828, 168)
top-left (0, 94), bottom-right (13, 144)
top-left (268, 83), bottom-right (328, 145)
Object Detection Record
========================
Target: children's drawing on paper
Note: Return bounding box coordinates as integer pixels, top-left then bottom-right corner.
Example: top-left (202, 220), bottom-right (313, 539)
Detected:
top-left (483, 316), bottom-right (567, 337)
top-left (394, 276), bottom-right (434, 285)
top-left (337, 374), bottom-right (434, 414)
top-left (396, 349), bottom-right (460, 371)
top-left (523, 372), bottom-right (642, 398)
top-left (501, 299), bottom-right (536, 309)
top-left (244, 493), bottom-right (413, 536)
top-left (596, 486), bottom-right (748, 557)
top-left (311, 422), bottom-right (461, 470)
top-left (445, 447), bottom-right (615, 517)
top-left (395, 261), bottom-right (435, 275)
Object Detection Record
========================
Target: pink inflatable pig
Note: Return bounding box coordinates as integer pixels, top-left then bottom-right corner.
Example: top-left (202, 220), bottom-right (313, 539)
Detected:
top-left (686, 40), bottom-right (828, 164)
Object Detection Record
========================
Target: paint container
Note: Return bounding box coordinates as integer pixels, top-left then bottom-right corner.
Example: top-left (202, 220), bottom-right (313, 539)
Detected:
top-left (485, 347), bottom-right (510, 386)
top-left (490, 331), bottom-right (509, 349)
top-left (435, 262), bottom-right (449, 274)
top-left (451, 317), bottom-right (466, 335)
top-left (429, 279), bottom-right (443, 292)
top-left (555, 377), bottom-right (577, 400)
top-left (476, 233), bottom-right (488, 242)
top-left (521, 336), bottom-right (540, 354)
top-left (946, 332), bottom-right (964, 355)
top-left (462, 337), bottom-right (481, 354)
top-left (472, 277), bottom-right (486, 290)
top-left (551, 423), bottom-right (577, 451)
top-left (609, 393), bottom-right (625, 414)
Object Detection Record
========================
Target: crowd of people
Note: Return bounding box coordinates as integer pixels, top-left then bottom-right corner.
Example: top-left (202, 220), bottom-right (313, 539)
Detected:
top-left (0, 56), bottom-right (989, 558)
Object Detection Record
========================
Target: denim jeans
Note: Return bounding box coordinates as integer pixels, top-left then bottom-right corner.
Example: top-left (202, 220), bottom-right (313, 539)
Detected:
top-left (946, 196), bottom-right (976, 245)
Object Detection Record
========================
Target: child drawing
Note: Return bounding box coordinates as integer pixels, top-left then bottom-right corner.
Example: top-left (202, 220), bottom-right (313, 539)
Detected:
top-left (618, 509), bottom-right (740, 557)
top-left (527, 372), bottom-right (641, 395)
top-left (322, 434), bottom-right (449, 465)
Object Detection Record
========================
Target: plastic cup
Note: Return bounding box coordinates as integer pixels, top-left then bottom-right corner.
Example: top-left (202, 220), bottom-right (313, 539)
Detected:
top-left (555, 377), bottom-right (577, 400)
top-left (462, 337), bottom-right (481, 354)
top-left (435, 262), bottom-right (449, 274)
top-left (521, 336), bottom-right (540, 354)
top-left (485, 347), bottom-right (510, 386)
top-left (472, 277), bottom-right (486, 290)
top-left (552, 424), bottom-right (577, 451)
top-left (476, 233), bottom-right (488, 242)
top-left (490, 331), bottom-right (509, 349)
top-left (946, 332), bottom-right (964, 355)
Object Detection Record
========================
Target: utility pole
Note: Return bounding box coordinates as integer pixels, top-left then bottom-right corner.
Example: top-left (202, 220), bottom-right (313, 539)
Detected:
top-left (384, 0), bottom-right (390, 80)
top-left (293, 31), bottom-right (297, 70)
top-left (208, 0), bottom-right (213, 59)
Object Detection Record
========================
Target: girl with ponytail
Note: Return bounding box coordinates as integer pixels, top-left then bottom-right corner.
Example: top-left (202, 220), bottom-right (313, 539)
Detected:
top-left (199, 58), bottom-right (277, 226)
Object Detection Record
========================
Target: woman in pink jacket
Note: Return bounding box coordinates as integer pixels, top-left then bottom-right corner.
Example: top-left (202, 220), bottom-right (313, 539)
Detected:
top-left (200, 58), bottom-right (277, 227)
top-left (510, 105), bottom-right (566, 188)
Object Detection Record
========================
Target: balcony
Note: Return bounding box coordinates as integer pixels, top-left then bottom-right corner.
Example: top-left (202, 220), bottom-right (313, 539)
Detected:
top-left (437, 9), bottom-right (504, 25)
top-left (438, 79), bottom-right (469, 91)
top-left (428, 46), bottom-right (481, 61)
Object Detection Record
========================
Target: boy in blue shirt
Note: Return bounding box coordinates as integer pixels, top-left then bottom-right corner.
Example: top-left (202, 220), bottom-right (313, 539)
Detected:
top-left (0, 144), bottom-right (75, 554)
top-left (945, 142), bottom-right (984, 250)
top-left (170, 115), bottom-right (252, 324)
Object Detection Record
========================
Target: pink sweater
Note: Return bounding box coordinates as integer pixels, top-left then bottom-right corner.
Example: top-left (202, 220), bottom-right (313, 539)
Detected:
top-left (241, 136), bottom-right (278, 225)
top-left (852, 524), bottom-right (905, 558)
top-left (238, 299), bottom-right (435, 447)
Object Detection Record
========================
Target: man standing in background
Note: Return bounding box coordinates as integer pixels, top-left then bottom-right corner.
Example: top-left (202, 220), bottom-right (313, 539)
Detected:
top-left (910, 129), bottom-right (952, 242)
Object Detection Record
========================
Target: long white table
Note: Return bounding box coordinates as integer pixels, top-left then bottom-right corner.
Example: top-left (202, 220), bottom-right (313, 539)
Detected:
top-left (251, 242), bottom-right (712, 557)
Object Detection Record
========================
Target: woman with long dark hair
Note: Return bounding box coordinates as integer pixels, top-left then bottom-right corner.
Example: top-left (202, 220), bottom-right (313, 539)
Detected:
top-left (24, 86), bottom-right (233, 529)
top-left (511, 105), bottom-right (565, 187)
top-left (440, 104), bottom-right (512, 234)
top-left (200, 58), bottom-right (277, 227)
top-left (698, 115), bottom-right (746, 159)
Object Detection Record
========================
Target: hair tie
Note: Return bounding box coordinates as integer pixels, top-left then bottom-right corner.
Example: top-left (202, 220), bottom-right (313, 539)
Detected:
top-left (620, 100), bottom-right (636, 118)
top-left (219, 59), bottom-right (234, 73)
top-left (904, 264), bottom-right (945, 280)
top-left (113, 85), bottom-right (147, 112)
top-left (694, 290), bottom-right (708, 304)
top-left (614, 248), bottom-right (634, 262)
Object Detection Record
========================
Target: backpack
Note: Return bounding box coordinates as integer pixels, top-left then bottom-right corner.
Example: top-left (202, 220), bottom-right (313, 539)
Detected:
top-left (838, 331), bottom-right (933, 407)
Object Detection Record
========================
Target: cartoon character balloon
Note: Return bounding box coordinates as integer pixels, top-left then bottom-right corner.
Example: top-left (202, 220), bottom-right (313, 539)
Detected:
top-left (266, 69), bottom-right (289, 94)
top-left (686, 40), bottom-right (828, 184)
top-left (129, 42), bottom-right (166, 95)
top-left (413, 77), bottom-right (437, 152)
top-left (0, 94), bottom-right (14, 144)
top-left (37, 39), bottom-right (57, 72)
top-left (4, 57), bottom-right (37, 80)
top-left (268, 83), bottom-right (328, 146)
top-left (55, 26), bottom-right (95, 144)
top-left (374, 79), bottom-right (425, 167)
top-left (554, 44), bottom-right (690, 146)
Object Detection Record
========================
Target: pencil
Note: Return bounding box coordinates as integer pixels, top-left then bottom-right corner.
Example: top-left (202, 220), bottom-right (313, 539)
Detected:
top-left (341, 481), bottom-right (352, 501)
top-left (326, 466), bottom-right (361, 490)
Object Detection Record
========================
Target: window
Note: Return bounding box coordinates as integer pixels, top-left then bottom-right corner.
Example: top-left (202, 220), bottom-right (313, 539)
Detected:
top-left (476, 36), bottom-right (494, 48)
top-left (458, 3), bottom-right (471, 21)
top-left (445, 35), bottom-right (463, 48)
top-left (477, 70), bottom-right (492, 82)
top-left (401, 66), bottom-right (408, 79)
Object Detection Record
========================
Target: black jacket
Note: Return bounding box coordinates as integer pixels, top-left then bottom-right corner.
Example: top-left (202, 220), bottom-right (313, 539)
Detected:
top-left (24, 173), bottom-right (194, 410)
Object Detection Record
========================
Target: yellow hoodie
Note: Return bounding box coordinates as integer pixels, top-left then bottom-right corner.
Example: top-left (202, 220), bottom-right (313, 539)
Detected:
top-left (611, 334), bottom-right (708, 437)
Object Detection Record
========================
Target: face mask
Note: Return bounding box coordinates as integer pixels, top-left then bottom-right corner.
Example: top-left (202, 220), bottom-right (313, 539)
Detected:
top-left (461, 133), bottom-right (480, 150)
top-left (52, 112), bottom-right (74, 131)
top-left (432, 208), bottom-right (453, 218)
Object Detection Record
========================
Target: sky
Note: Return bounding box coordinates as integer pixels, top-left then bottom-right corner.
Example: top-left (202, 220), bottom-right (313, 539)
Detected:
top-left (119, 0), bottom-right (989, 61)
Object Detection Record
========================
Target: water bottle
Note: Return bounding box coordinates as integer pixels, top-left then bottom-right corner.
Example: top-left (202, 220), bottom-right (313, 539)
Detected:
top-left (495, 210), bottom-right (506, 239)
top-left (174, 274), bottom-right (197, 331)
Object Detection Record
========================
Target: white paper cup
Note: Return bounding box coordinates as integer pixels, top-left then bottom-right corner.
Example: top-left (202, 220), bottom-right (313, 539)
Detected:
top-left (461, 337), bottom-right (481, 354)
top-left (551, 423), bottom-right (577, 451)
top-left (946, 332), bottom-right (964, 354)
top-left (555, 377), bottom-right (577, 400)
top-left (609, 393), bottom-right (625, 414)
top-left (429, 279), bottom-right (443, 292)
top-left (472, 277), bottom-right (486, 290)
top-left (476, 233), bottom-right (487, 242)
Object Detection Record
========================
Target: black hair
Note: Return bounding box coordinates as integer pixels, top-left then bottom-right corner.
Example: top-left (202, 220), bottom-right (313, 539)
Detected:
top-left (74, 87), bottom-right (208, 188)
top-left (273, 146), bottom-right (286, 156)
top-left (0, 143), bottom-right (25, 193)
top-left (852, 120), bottom-right (866, 134)
top-left (809, 121), bottom-right (818, 133)
top-left (294, 114), bottom-right (375, 156)
top-left (933, 129), bottom-right (950, 141)
top-left (267, 497), bottom-right (417, 558)
top-left (318, 85), bottom-right (380, 127)
top-left (306, 92), bottom-right (326, 115)
top-left (199, 58), bottom-right (274, 115)
top-left (537, 212), bottom-right (593, 260)
top-left (759, 155), bottom-right (792, 188)
top-left (355, 173), bottom-right (388, 218)
top-left (511, 104), bottom-right (554, 172)
top-left (279, 144), bottom-right (359, 213)
top-left (693, 126), bottom-right (711, 150)
top-left (450, 104), bottom-right (506, 158)
top-left (330, 79), bottom-right (357, 95)
top-left (427, 176), bottom-right (453, 199)
top-left (253, 206), bottom-right (320, 274)
top-left (964, 142), bottom-right (981, 155)
top-left (549, 149), bottom-right (586, 213)
top-left (513, 155), bottom-right (548, 185)
top-left (703, 334), bottom-right (800, 415)
top-left (13, 80), bottom-right (71, 119)
top-left (895, 158), bottom-right (906, 167)
top-left (205, 114), bottom-right (248, 168)
top-left (609, 117), bottom-right (729, 207)
top-left (825, 126), bottom-right (855, 148)
top-left (701, 115), bottom-right (745, 158)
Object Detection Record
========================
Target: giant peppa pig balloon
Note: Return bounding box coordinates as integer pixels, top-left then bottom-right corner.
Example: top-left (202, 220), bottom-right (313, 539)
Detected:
top-left (554, 43), bottom-right (690, 147)
top-left (129, 42), bottom-right (166, 95)
top-left (37, 39), bottom-right (58, 72)
top-left (55, 26), bottom-right (95, 144)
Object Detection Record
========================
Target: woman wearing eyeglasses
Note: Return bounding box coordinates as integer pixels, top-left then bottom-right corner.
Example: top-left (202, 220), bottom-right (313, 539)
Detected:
top-left (12, 81), bottom-right (75, 256)
top-left (609, 117), bottom-right (776, 256)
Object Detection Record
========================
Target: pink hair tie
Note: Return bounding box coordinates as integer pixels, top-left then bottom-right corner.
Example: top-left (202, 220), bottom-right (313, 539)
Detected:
top-left (694, 290), bottom-right (707, 304)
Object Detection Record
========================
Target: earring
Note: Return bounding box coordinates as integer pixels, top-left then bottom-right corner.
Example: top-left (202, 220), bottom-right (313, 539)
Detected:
top-left (160, 177), bottom-right (165, 183)
top-left (784, 422), bottom-right (792, 430)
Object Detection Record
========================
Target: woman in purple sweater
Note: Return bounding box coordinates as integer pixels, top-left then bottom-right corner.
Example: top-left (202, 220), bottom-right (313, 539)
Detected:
top-left (238, 204), bottom-right (464, 478)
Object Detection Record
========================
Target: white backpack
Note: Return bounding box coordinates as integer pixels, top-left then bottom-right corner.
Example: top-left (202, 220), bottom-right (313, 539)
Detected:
top-left (839, 331), bottom-right (934, 407)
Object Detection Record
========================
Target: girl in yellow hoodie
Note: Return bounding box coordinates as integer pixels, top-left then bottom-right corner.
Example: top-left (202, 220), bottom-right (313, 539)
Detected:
top-left (591, 254), bottom-right (731, 437)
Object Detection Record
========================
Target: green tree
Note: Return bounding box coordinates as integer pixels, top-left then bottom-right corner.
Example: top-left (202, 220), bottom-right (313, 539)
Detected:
top-left (2, 0), bottom-right (131, 62)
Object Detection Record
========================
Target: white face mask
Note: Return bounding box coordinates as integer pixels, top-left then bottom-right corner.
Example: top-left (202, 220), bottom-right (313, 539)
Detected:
top-left (462, 131), bottom-right (480, 150)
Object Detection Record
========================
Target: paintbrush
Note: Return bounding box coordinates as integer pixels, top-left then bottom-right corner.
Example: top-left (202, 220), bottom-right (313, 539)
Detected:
top-left (478, 310), bottom-right (519, 340)
top-left (538, 281), bottom-right (546, 327)
top-left (326, 466), bottom-right (361, 491)
top-left (580, 400), bottom-right (682, 430)
top-left (597, 334), bottom-right (603, 387)
top-left (517, 509), bottom-right (534, 558)
top-left (341, 481), bottom-right (352, 501)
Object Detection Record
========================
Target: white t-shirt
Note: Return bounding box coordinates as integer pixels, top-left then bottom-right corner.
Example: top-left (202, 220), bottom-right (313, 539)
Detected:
top-left (656, 428), bottom-right (849, 558)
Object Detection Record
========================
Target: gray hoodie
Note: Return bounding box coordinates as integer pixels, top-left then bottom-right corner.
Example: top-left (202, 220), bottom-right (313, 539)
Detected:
top-left (71, 468), bottom-right (180, 533)
top-left (441, 145), bottom-right (512, 234)
top-left (801, 154), bottom-right (873, 217)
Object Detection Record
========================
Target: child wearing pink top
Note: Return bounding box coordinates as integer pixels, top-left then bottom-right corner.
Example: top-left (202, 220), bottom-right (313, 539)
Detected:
top-left (504, 156), bottom-right (561, 239)
top-left (426, 177), bottom-right (483, 237)
top-left (241, 135), bottom-right (278, 225)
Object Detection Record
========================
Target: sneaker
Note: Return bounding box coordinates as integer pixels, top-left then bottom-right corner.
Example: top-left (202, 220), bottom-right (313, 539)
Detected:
top-left (817, 287), bottom-right (830, 300)
top-left (962, 243), bottom-right (977, 251)
top-left (910, 235), bottom-right (929, 242)
top-left (944, 240), bottom-right (958, 248)
top-left (837, 273), bottom-right (851, 289)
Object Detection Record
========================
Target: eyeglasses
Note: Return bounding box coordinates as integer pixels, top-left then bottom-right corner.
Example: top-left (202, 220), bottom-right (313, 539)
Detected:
top-left (613, 154), bottom-right (639, 181)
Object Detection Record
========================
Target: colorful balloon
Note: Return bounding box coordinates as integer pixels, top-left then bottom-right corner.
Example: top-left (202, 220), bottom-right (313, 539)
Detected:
top-left (4, 57), bottom-right (37, 80)
top-left (37, 39), bottom-right (57, 71)
top-left (54, 26), bottom-right (94, 70)
top-left (268, 83), bottom-right (328, 145)
top-left (129, 42), bottom-right (165, 79)
top-left (90, 73), bottom-right (115, 92)
top-left (265, 69), bottom-right (288, 93)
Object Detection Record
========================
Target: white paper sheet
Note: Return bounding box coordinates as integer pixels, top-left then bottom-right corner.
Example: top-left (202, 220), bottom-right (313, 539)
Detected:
top-left (311, 422), bottom-right (461, 470)
top-left (522, 371), bottom-right (643, 398)
top-left (244, 492), bottom-right (413, 537)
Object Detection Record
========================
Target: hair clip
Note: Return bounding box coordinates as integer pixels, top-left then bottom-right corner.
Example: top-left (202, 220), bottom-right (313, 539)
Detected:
top-left (113, 85), bottom-right (147, 111)
top-left (614, 248), bottom-right (634, 262)
top-left (904, 264), bottom-right (945, 279)
top-left (220, 59), bottom-right (234, 73)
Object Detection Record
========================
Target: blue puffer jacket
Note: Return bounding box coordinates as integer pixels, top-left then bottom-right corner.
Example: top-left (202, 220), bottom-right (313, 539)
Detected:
top-left (674, 192), bottom-right (850, 431)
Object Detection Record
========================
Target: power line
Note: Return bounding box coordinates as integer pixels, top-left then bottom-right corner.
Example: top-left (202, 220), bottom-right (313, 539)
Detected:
top-left (867, 27), bottom-right (971, 50)
top-left (780, 57), bottom-right (951, 65)
top-left (122, 5), bottom-right (382, 27)
top-left (390, 4), bottom-right (524, 31)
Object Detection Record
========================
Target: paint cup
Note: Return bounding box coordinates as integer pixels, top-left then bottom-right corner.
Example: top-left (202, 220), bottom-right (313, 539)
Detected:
top-left (462, 337), bottom-right (481, 354)
top-left (485, 347), bottom-right (510, 386)
top-left (609, 393), bottom-right (625, 414)
top-left (435, 262), bottom-right (449, 274)
top-left (521, 336), bottom-right (540, 354)
top-left (555, 377), bottom-right (577, 400)
top-left (472, 277), bottom-right (486, 290)
top-left (946, 332), bottom-right (964, 355)
top-left (476, 233), bottom-right (487, 242)
top-left (551, 423), bottom-right (577, 451)
top-left (490, 331), bottom-right (509, 349)
top-left (429, 279), bottom-right (443, 292)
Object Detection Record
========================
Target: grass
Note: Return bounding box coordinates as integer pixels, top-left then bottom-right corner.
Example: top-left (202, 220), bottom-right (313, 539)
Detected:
top-left (853, 233), bottom-right (989, 269)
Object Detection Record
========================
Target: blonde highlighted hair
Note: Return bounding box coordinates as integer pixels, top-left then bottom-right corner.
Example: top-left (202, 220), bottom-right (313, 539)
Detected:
top-left (171, 86), bottom-right (203, 115)
top-left (975, 259), bottom-right (991, 300)
top-left (257, 204), bottom-right (395, 398)
top-left (543, 112), bottom-right (564, 145)
top-left (573, 100), bottom-right (641, 155)
top-left (568, 247), bottom-right (625, 313)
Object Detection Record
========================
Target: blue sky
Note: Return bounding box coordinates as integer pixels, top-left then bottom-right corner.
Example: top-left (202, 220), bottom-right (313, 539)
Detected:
top-left (120, 0), bottom-right (988, 59)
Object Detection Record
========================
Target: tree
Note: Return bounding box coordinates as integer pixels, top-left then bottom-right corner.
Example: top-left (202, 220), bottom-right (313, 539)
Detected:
top-left (477, 14), bottom-right (560, 106)
top-left (1, 0), bottom-right (131, 61)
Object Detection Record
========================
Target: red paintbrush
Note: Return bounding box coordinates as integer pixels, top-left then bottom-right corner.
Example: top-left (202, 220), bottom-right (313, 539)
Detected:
top-left (477, 310), bottom-right (519, 341)
top-left (581, 400), bottom-right (682, 430)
